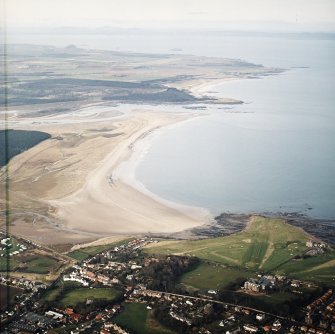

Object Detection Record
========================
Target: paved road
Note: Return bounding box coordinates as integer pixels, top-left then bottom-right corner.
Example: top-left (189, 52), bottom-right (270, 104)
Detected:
top-left (139, 289), bottom-right (298, 323)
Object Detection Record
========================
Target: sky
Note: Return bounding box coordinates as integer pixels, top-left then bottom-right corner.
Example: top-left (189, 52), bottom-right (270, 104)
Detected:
top-left (3, 0), bottom-right (335, 32)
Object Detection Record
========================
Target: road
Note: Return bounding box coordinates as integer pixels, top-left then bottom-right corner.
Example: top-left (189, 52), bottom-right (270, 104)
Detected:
top-left (137, 289), bottom-right (298, 323)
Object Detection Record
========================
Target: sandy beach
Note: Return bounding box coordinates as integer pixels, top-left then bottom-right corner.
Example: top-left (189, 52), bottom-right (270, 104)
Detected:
top-left (1, 85), bottom-right (226, 244)
top-left (48, 110), bottom-right (211, 235)
top-left (1, 44), bottom-right (279, 244)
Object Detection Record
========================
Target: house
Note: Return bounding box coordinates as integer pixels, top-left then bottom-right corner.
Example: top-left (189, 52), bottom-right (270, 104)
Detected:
top-left (63, 274), bottom-right (89, 286)
top-left (45, 310), bottom-right (64, 320)
top-left (256, 313), bottom-right (265, 321)
top-left (272, 320), bottom-right (281, 332)
top-left (111, 277), bottom-right (119, 284)
top-left (208, 290), bottom-right (217, 295)
top-left (244, 280), bottom-right (261, 292)
top-left (65, 308), bottom-right (74, 315)
top-left (243, 324), bottom-right (258, 333)
top-left (131, 264), bottom-right (142, 270)
top-left (69, 313), bottom-right (81, 322)
top-left (291, 280), bottom-right (300, 287)
top-left (82, 270), bottom-right (96, 281)
top-left (306, 240), bottom-right (314, 248)
top-left (97, 274), bottom-right (110, 285)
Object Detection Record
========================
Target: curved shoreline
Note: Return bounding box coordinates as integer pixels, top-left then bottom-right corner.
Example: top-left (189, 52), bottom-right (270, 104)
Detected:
top-left (113, 113), bottom-right (212, 221)
top-left (50, 110), bottom-right (212, 235)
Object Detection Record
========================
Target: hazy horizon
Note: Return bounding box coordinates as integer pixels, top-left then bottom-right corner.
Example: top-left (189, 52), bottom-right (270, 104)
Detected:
top-left (2, 0), bottom-right (335, 33)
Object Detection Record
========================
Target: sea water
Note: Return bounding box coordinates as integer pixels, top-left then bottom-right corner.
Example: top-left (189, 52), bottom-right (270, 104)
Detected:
top-left (134, 34), bottom-right (335, 218)
top-left (9, 31), bottom-right (335, 218)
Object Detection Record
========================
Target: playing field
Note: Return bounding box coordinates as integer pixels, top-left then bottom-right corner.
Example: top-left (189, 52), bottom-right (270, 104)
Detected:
top-left (59, 287), bottom-right (119, 307)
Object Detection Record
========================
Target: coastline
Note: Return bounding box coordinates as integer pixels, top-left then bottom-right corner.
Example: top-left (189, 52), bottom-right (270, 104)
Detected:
top-left (6, 69), bottom-right (333, 244)
top-left (113, 112), bottom-right (212, 221)
top-left (49, 110), bottom-right (212, 235)
top-left (2, 78), bottom-right (243, 245)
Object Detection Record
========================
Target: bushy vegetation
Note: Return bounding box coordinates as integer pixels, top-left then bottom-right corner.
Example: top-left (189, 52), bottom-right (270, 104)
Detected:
top-left (140, 255), bottom-right (200, 291)
top-left (0, 129), bottom-right (50, 166)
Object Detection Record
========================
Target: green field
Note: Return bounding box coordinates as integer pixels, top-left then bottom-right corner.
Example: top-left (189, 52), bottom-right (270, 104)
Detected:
top-left (23, 256), bottom-right (59, 274)
top-left (146, 217), bottom-right (335, 286)
top-left (59, 287), bottom-right (119, 307)
top-left (0, 253), bottom-right (59, 274)
top-left (179, 263), bottom-right (253, 291)
top-left (67, 239), bottom-right (129, 261)
top-left (0, 257), bottom-right (19, 272)
top-left (253, 291), bottom-right (300, 306)
top-left (114, 303), bottom-right (175, 334)
top-left (42, 281), bottom-right (82, 303)
top-left (43, 285), bottom-right (63, 302)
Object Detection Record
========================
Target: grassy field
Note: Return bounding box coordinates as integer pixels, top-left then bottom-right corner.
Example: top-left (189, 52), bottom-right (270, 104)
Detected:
top-left (23, 256), bottom-right (59, 274)
top-left (67, 239), bottom-right (129, 261)
top-left (0, 253), bottom-right (60, 274)
top-left (253, 291), bottom-right (300, 306)
top-left (41, 281), bottom-right (81, 303)
top-left (146, 216), bottom-right (335, 286)
top-left (59, 287), bottom-right (119, 307)
top-left (179, 263), bottom-right (254, 291)
top-left (43, 286), bottom-right (63, 302)
top-left (114, 303), bottom-right (175, 334)
top-left (0, 257), bottom-right (19, 272)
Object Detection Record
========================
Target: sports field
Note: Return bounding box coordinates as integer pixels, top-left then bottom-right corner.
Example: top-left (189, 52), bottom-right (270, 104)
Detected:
top-left (59, 287), bottom-right (119, 307)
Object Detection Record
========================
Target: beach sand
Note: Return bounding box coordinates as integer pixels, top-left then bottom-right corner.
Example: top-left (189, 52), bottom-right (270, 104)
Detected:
top-left (1, 107), bottom-right (212, 242)
top-left (49, 110), bottom-right (211, 235)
